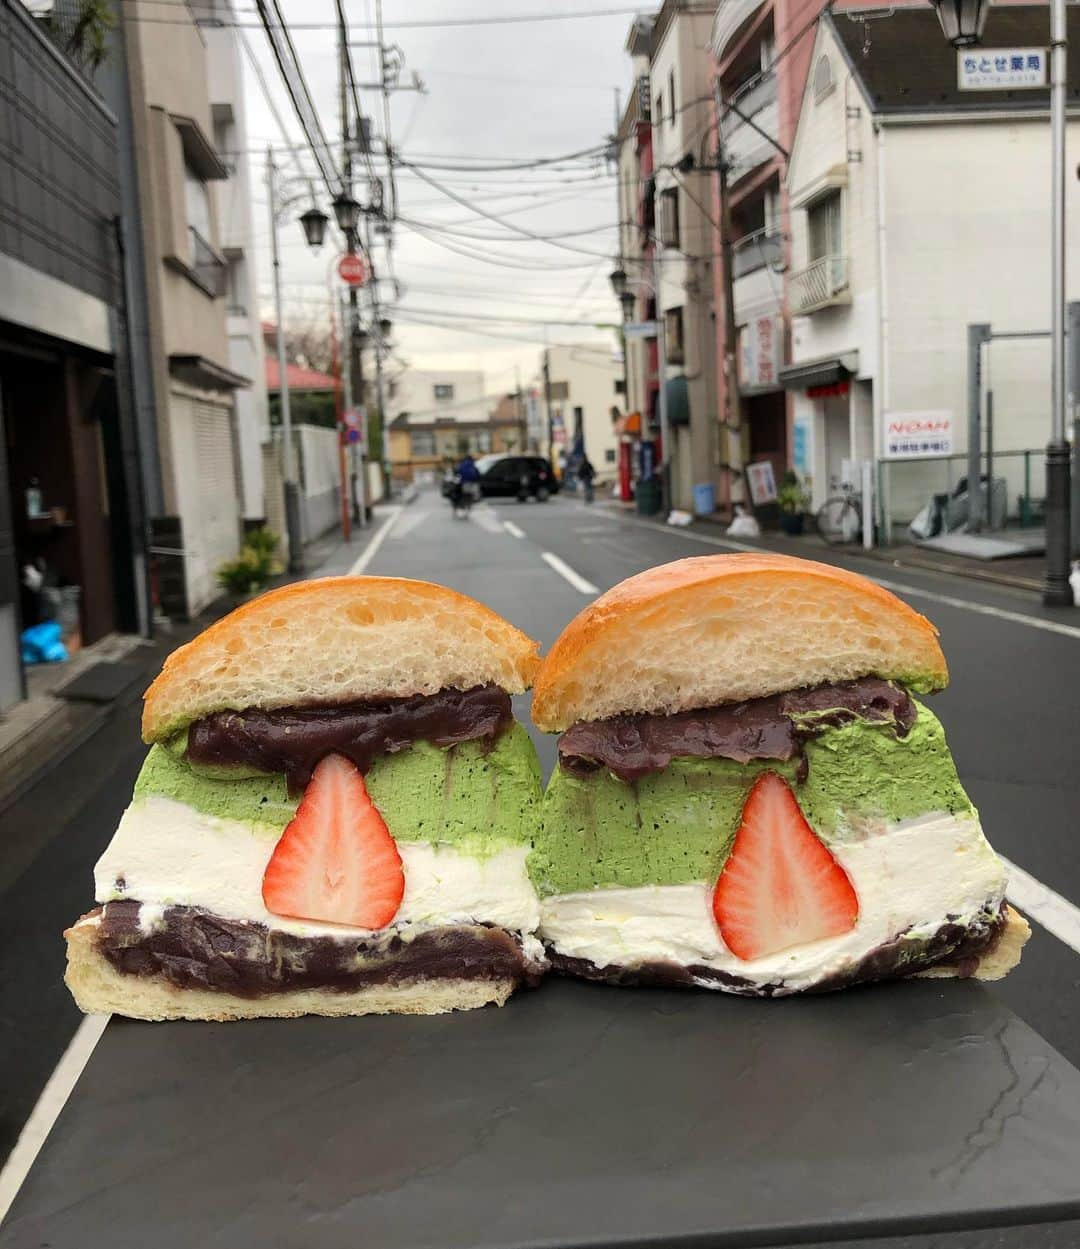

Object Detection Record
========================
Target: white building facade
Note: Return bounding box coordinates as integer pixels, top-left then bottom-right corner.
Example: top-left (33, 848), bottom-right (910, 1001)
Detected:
top-left (204, 8), bottom-right (270, 524)
top-left (386, 369), bottom-right (489, 427)
top-left (544, 344), bottom-right (623, 480)
top-left (648, 0), bottom-right (720, 512)
top-left (785, 6), bottom-right (1080, 533)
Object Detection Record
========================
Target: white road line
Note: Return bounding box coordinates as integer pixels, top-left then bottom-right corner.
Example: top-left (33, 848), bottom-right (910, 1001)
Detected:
top-left (542, 551), bottom-right (599, 595)
top-left (0, 1013), bottom-right (110, 1222)
top-left (1001, 855), bottom-right (1080, 957)
top-left (347, 505), bottom-right (402, 575)
top-left (630, 519), bottom-right (1080, 639)
top-left (503, 521), bottom-right (526, 539)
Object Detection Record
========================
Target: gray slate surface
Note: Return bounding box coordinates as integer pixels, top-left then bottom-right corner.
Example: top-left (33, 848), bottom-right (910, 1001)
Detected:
top-left (4, 978), bottom-right (1080, 1249)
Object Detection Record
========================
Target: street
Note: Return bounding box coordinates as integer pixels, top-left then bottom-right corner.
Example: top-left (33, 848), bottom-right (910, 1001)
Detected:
top-left (3, 490), bottom-right (1080, 1248)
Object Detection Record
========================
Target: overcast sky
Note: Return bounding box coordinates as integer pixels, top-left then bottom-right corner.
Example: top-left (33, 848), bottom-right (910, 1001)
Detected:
top-left (242, 1), bottom-right (647, 397)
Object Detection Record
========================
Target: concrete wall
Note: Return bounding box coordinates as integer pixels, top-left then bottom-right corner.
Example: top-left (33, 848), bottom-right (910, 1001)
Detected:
top-left (298, 423), bottom-right (342, 541)
top-left (205, 13), bottom-right (269, 521)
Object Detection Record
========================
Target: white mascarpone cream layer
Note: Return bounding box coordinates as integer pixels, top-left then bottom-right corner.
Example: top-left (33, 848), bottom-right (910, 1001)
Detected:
top-left (95, 795), bottom-right (541, 942)
top-left (539, 812), bottom-right (1006, 992)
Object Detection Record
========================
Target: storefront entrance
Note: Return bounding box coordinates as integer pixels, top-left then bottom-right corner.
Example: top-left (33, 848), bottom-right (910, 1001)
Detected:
top-left (0, 333), bottom-right (140, 709)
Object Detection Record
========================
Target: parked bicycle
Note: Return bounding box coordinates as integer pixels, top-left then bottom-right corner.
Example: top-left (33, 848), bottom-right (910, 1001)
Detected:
top-left (815, 482), bottom-right (863, 545)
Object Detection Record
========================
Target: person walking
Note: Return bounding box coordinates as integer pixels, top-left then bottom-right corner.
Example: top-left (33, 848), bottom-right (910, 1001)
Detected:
top-left (579, 455), bottom-right (596, 504)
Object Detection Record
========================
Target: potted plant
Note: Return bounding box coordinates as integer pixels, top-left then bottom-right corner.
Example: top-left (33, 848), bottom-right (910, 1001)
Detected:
top-left (216, 529), bottom-right (282, 604)
top-left (777, 471), bottom-right (810, 536)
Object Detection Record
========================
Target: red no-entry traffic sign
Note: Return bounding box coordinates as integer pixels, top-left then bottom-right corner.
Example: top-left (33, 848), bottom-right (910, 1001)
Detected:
top-left (338, 254), bottom-right (367, 287)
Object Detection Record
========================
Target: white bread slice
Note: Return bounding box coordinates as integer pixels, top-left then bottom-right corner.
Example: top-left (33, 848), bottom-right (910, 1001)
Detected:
top-left (915, 905), bottom-right (1030, 982)
top-left (142, 576), bottom-right (540, 742)
top-left (64, 919), bottom-right (519, 1020)
top-left (532, 553), bottom-right (947, 732)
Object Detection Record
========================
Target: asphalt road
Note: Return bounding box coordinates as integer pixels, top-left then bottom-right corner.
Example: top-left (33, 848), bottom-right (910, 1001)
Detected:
top-left (362, 488), bottom-right (1080, 1249)
top-left (2, 488), bottom-right (1079, 1247)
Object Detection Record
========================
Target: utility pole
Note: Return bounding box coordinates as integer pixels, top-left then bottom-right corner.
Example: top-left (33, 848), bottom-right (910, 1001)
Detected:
top-left (1044, 0), bottom-right (1072, 603)
top-left (266, 148), bottom-right (303, 572)
top-left (338, 10), bottom-right (366, 529)
top-left (715, 106), bottom-right (745, 517)
top-left (543, 347), bottom-right (554, 468)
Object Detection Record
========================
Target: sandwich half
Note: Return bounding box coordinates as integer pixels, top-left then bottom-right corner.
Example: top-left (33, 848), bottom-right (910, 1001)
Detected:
top-left (66, 576), bottom-right (546, 1020)
top-left (530, 554), bottom-right (1028, 996)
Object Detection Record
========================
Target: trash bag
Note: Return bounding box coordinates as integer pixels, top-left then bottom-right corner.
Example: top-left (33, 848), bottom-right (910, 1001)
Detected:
top-left (20, 620), bottom-right (68, 665)
top-left (727, 505), bottom-right (761, 538)
top-left (908, 493), bottom-right (948, 542)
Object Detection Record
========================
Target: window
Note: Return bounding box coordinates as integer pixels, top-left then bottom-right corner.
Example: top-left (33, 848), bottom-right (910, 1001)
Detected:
top-left (655, 91), bottom-right (663, 127)
top-left (660, 187), bottom-right (680, 249)
top-left (614, 378), bottom-right (626, 395)
top-left (225, 255), bottom-right (246, 315)
top-left (184, 161), bottom-right (212, 257)
top-left (433, 383), bottom-right (454, 400)
top-left (807, 190), bottom-right (842, 262)
top-left (476, 430), bottom-right (492, 453)
top-left (813, 55), bottom-right (834, 102)
top-left (664, 306), bottom-right (685, 365)
top-left (410, 431), bottom-right (436, 456)
top-left (668, 69), bottom-right (675, 125)
top-left (605, 448), bottom-right (617, 464)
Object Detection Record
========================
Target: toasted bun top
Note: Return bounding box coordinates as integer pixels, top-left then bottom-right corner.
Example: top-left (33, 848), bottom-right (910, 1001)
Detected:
top-left (531, 553), bottom-right (947, 732)
top-left (142, 576), bottom-right (540, 742)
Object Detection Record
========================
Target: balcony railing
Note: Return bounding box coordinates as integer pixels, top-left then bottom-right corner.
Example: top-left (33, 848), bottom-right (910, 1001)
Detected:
top-left (731, 230), bottom-right (783, 279)
top-left (789, 255), bottom-right (850, 313)
top-left (720, 75), bottom-right (779, 184)
top-left (189, 226), bottom-right (227, 298)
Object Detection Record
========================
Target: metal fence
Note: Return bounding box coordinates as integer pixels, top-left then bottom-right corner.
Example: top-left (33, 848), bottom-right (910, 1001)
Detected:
top-left (789, 255), bottom-right (848, 314)
top-left (878, 448), bottom-right (1046, 542)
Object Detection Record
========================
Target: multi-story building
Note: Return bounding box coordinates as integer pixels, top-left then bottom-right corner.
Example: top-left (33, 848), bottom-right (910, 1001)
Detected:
top-left (102, 0), bottom-right (248, 616)
top-left (542, 344), bottom-right (623, 482)
top-left (202, 3), bottom-right (271, 530)
top-left (615, 16), bottom-right (657, 468)
top-left (385, 369), bottom-right (511, 483)
top-left (0, 0), bottom-right (148, 712)
top-left (615, 4), bottom-right (719, 513)
top-left (785, 5), bottom-right (1080, 534)
top-left (710, 0), bottom-right (837, 509)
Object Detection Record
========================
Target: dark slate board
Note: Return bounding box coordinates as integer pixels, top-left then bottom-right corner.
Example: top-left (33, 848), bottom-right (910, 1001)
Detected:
top-left (4, 978), bottom-right (1080, 1249)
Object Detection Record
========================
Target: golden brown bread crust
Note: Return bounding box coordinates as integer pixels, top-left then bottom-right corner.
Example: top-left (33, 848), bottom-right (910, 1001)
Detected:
top-left (531, 553), bottom-right (948, 731)
top-left (64, 917), bottom-right (519, 1020)
top-left (142, 575), bottom-right (540, 742)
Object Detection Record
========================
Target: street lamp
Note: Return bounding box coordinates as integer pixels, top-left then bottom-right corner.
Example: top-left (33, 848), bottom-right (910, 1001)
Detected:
top-left (267, 150), bottom-right (334, 573)
top-left (332, 191), bottom-right (363, 234)
top-left (378, 315), bottom-right (393, 339)
top-left (928, 0), bottom-right (989, 47)
top-left (609, 267), bottom-right (628, 299)
top-left (619, 291), bottom-right (636, 323)
top-left (298, 206), bottom-right (329, 250)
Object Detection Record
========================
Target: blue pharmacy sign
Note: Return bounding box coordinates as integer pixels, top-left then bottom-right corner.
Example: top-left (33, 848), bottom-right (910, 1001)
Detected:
top-left (958, 48), bottom-right (1047, 90)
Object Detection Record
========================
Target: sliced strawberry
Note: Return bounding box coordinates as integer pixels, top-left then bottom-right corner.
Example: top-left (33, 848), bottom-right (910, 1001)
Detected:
top-left (712, 771), bottom-right (858, 961)
top-left (262, 753), bottom-right (404, 929)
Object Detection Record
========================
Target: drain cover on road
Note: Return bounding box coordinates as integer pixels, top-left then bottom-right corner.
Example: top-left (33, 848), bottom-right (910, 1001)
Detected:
top-left (57, 660), bottom-right (147, 704)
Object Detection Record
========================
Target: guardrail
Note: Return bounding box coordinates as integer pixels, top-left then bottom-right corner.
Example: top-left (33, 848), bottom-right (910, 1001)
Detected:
top-left (789, 255), bottom-right (848, 313)
top-left (731, 230), bottom-right (783, 279)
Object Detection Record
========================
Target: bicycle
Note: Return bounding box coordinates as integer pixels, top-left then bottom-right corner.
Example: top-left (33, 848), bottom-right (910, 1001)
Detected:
top-left (815, 482), bottom-right (863, 545)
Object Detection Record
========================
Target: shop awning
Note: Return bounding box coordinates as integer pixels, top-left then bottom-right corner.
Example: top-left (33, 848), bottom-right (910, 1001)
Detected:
top-left (665, 374), bottom-right (690, 427)
top-left (778, 352), bottom-right (858, 391)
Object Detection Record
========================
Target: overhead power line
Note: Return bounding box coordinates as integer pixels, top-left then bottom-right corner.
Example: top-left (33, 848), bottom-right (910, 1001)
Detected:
top-left (252, 0), bottom-right (341, 196)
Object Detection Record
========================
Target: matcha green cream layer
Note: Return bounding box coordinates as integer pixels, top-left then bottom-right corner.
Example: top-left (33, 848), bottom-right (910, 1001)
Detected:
top-left (137, 721), bottom-right (541, 855)
top-left (530, 700), bottom-right (973, 897)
